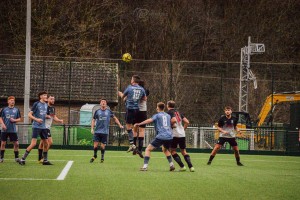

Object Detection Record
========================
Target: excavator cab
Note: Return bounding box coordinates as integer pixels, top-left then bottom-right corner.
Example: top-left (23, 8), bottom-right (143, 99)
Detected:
top-left (231, 112), bottom-right (252, 129)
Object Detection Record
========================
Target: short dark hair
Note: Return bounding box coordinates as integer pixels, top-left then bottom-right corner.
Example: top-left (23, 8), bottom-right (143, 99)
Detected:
top-left (157, 102), bottom-right (165, 111)
top-left (224, 106), bottom-right (232, 110)
top-left (139, 80), bottom-right (145, 87)
top-left (100, 98), bottom-right (107, 103)
top-left (38, 91), bottom-right (48, 99)
top-left (167, 100), bottom-right (175, 108)
top-left (132, 75), bottom-right (141, 83)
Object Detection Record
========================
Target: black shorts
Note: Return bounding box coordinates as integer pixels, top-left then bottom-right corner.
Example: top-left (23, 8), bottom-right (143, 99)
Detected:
top-left (93, 133), bottom-right (108, 145)
top-left (150, 138), bottom-right (173, 149)
top-left (135, 111), bottom-right (147, 128)
top-left (1, 132), bottom-right (18, 142)
top-left (217, 137), bottom-right (238, 147)
top-left (125, 109), bottom-right (139, 124)
top-left (32, 128), bottom-right (49, 139)
top-left (171, 137), bottom-right (186, 149)
top-left (46, 129), bottom-right (52, 137)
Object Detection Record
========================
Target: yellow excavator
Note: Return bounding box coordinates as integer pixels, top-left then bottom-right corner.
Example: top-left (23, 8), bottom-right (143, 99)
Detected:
top-left (233, 92), bottom-right (300, 128)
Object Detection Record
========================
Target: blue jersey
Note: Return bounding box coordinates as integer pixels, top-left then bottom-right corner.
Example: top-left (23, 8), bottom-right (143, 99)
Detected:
top-left (93, 108), bottom-right (114, 134)
top-left (0, 107), bottom-right (21, 133)
top-left (123, 84), bottom-right (146, 110)
top-left (151, 112), bottom-right (173, 140)
top-left (31, 101), bottom-right (48, 129)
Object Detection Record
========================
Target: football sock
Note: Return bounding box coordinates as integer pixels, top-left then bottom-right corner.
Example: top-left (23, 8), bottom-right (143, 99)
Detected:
top-left (127, 129), bottom-right (133, 143)
top-left (138, 137), bottom-right (144, 152)
top-left (22, 150), bottom-right (30, 160)
top-left (235, 156), bottom-right (240, 162)
top-left (93, 147), bottom-right (98, 158)
top-left (172, 153), bottom-right (184, 168)
top-left (184, 154), bottom-right (193, 168)
top-left (14, 151), bottom-right (19, 159)
top-left (144, 156), bottom-right (150, 165)
top-left (209, 155), bottom-right (215, 162)
top-left (133, 137), bottom-right (137, 146)
top-left (101, 149), bottom-right (105, 160)
top-left (166, 155), bottom-right (174, 166)
top-left (43, 152), bottom-right (48, 162)
top-left (38, 148), bottom-right (43, 160)
top-left (0, 150), bottom-right (5, 159)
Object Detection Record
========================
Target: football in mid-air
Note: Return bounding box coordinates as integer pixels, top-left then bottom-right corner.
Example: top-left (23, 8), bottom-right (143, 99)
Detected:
top-left (122, 53), bottom-right (132, 62)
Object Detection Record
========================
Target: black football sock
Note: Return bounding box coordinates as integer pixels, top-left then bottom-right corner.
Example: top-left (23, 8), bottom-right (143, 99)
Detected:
top-left (38, 148), bottom-right (43, 160)
top-left (0, 150), bottom-right (5, 159)
top-left (43, 152), bottom-right (48, 162)
top-left (133, 137), bottom-right (137, 146)
top-left (138, 137), bottom-right (144, 152)
top-left (101, 149), bottom-right (105, 160)
top-left (184, 154), bottom-right (193, 168)
top-left (93, 147), bottom-right (98, 158)
top-left (236, 156), bottom-right (240, 163)
top-left (22, 150), bottom-right (30, 160)
top-left (209, 155), bottom-right (215, 162)
top-left (14, 151), bottom-right (19, 159)
top-left (172, 153), bottom-right (185, 168)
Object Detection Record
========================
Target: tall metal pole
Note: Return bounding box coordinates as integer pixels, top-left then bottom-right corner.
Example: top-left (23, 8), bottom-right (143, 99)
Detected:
top-left (24, 0), bottom-right (31, 124)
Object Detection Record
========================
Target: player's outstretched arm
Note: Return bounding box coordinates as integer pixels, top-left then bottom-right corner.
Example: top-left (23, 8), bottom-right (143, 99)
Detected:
top-left (134, 118), bottom-right (153, 127)
top-left (53, 115), bottom-right (64, 124)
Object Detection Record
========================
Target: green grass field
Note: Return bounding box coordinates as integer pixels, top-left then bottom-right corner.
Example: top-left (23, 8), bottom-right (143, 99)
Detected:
top-left (0, 149), bottom-right (299, 200)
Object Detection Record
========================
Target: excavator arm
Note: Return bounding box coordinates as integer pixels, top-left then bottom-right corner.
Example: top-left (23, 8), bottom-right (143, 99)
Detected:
top-left (257, 92), bottom-right (300, 126)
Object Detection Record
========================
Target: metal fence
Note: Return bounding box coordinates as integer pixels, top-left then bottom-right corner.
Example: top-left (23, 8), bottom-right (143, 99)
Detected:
top-left (0, 56), bottom-right (299, 127)
top-left (12, 124), bottom-right (300, 152)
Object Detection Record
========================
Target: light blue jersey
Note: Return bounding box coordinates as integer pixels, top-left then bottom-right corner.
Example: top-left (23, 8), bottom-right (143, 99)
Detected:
top-left (0, 107), bottom-right (21, 133)
top-left (151, 112), bottom-right (173, 140)
top-left (93, 108), bottom-right (114, 134)
top-left (31, 101), bottom-right (48, 129)
top-left (123, 84), bottom-right (146, 110)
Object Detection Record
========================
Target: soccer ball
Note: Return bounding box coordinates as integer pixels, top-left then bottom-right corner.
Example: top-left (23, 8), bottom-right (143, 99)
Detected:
top-left (122, 53), bottom-right (132, 62)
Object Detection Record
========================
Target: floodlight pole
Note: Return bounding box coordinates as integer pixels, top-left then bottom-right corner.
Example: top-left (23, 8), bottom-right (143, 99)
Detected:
top-left (24, 0), bottom-right (31, 124)
top-left (239, 36), bottom-right (265, 112)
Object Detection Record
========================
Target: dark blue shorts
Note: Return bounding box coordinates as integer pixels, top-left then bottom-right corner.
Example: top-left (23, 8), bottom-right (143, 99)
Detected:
top-left (135, 111), bottom-right (147, 128)
top-left (171, 137), bottom-right (186, 149)
top-left (150, 138), bottom-right (173, 149)
top-left (1, 132), bottom-right (18, 142)
top-left (46, 129), bottom-right (52, 137)
top-left (217, 137), bottom-right (238, 147)
top-left (93, 133), bottom-right (108, 144)
top-left (32, 128), bottom-right (49, 139)
top-left (125, 109), bottom-right (139, 124)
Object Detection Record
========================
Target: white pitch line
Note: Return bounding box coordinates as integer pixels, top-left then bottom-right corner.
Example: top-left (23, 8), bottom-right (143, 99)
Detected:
top-left (0, 178), bottom-right (56, 181)
top-left (56, 161), bottom-right (74, 181)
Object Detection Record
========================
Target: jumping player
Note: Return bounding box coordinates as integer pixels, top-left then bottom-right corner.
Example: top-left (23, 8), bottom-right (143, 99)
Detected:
top-left (207, 106), bottom-right (243, 166)
top-left (134, 102), bottom-right (175, 171)
top-left (132, 80), bottom-right (149, 158)
top-left (0, 96), bottom-right (21, 163)
top-left (90, 98), bottom-right (123, 163)
top-left (167, 100), bottom-right (194, 172)
top-left (118, 75), bottom-right (146, 153)
top-left (38, 95), bottom-right (63, 163)
top-left (19, 91), bottom-right (52, 165)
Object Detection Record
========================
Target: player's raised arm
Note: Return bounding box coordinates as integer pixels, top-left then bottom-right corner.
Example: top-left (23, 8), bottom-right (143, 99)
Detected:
top-left (134, 118), bottom-right (153, 127)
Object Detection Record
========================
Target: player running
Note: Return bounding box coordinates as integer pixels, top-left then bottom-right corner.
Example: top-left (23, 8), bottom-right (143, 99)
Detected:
top-left (0, 96), bottom-right (21, 163)
top-left (118, 75), bottom-right (146, 153)
top-left (90, 98), bottom-right (123, 163)
top-left (207, 106), bottom-right (244, 166)
top-left (134, 102), bottom-right (175, 171)
top-left (166, 100), bottom-right (194, 172)
top-left (38, 95), bottom-right (63, 163)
